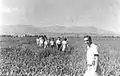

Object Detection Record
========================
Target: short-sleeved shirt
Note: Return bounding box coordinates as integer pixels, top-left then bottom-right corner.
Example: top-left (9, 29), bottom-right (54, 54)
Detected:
top-left (62, 41), bottom-right (67, 45)
top-left (44, 40), bottom-right (48, 45)
top-left (56, 40), bottom-right (61, 45)
top-left (39, 38), bottom-right (44, 44)
top-left (36, 38), bottom-right (39, 42)
top-left (50, 40), bottom-right (54, 45)
top-left (86, 43), bottom-right (98, 65)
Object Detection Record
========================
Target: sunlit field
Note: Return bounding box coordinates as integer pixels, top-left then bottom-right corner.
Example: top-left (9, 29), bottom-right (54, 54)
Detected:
top-left (0, 36), bottom-right (120, 76)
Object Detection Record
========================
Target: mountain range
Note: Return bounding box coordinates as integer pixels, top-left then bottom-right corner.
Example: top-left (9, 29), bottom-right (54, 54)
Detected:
top-left (1, 25), bottom-right (118, 36)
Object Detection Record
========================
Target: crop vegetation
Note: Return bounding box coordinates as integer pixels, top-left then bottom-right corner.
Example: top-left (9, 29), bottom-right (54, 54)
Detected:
top-left (0, 36), bottom-right (120, 76)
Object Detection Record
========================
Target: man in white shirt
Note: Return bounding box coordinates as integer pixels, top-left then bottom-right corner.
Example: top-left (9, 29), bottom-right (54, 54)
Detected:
top-left (50, 37), bottom-right (55, 49)
top-left (84, 35), bottom-right (101, 76)
top-left (36, 37), bottom-right (40, 46)
top-left (56, 37), bottom-right (62, 50)
top-left (39, 36), bottom-right (44, 48)
top-left (61, 37), bottom-right (68, 52)
top-left (44, 38), bottom-right (49, 49)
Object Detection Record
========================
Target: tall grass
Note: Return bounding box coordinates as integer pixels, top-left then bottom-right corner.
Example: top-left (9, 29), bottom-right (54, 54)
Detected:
top-left (0, 37), bottom-right (120, 76)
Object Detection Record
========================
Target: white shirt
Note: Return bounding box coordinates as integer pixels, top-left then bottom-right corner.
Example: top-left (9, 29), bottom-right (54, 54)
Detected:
top-left (61, 40), bottom-right (68, 51)
top-left (44, 40), bottom-right (48, 45)
top-left (62, 40), bottom-right (67, 45)
top-left (50, 40), bottom-right (54, 45)
top-left (39, 38), bottom-right (43, 44)
top-left (86, 43), bottom-right (98, 65)
top-left (36, 38), bottom-right (39, 42)
top-left (56, 40), bottom-right (61, 44)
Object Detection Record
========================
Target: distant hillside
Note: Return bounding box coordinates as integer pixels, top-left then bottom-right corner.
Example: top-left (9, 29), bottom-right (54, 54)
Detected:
top-left (1, 25), bottom-right (43, 35)
top-left (1, 25), bottom-right (117, 36)
top-left (42, 25), bottom-right (67, 33)
top-left (42, 25), bottom-right (116, 35)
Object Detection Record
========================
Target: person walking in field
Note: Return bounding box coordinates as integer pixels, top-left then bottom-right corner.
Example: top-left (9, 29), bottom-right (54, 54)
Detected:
top-left (44, 37), bottom-right (49, 49)
top-left (56, 37), bottom-right (62, 50)
top-left (50, 37), bottom-right (55, 49)
top-left (39, 36), bottom-right (44, 48)
top-left (83, 35), bottom-right (101, 76)
top-left (61, 37), bottom-right (68, 52)
top-left (36, 36), bottom-right (40, 46)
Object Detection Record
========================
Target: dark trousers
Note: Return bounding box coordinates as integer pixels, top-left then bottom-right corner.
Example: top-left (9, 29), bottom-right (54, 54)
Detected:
top-left (57, 44), bottom-right (61, 50)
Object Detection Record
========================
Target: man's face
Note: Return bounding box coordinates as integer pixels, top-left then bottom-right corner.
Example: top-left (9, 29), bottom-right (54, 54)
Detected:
top-left (58, 38), bottom-right (60, 40)
top-left (84, 37), bottom-right (90, 45)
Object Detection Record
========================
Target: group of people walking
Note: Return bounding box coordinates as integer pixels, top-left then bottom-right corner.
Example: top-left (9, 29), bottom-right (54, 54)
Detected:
top-left (36, 35), bottom-right (68, 52)
top-left (36, 35), bottom-right (101, 76)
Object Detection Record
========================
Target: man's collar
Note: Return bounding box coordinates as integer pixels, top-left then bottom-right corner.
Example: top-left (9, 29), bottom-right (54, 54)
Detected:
top-left (87, 43), bottom-right (94, 49)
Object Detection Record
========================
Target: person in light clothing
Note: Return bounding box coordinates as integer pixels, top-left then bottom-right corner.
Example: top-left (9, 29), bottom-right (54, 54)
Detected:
top-left (61, 38), bottom-right (68, 52)
top-left (39, 36), bottom-right (44, 48)
top-left (50, 38), bottom-right (55, 49)
top-left (44, 38), bottom-right (49, 49)
top-left (56, 37), bottom-right (62, 50)
top-left (84, 35), bottom-right (101, 76)
top-left (36, 37), bottom-right (40, 46)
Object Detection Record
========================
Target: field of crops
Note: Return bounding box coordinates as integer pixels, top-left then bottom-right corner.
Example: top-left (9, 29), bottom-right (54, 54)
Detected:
top-left (0, 36), bottom-right (120, 76)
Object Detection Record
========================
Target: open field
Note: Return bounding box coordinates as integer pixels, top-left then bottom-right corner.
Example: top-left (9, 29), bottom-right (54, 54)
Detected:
top-left (0, 36), bottom-right (120, 76)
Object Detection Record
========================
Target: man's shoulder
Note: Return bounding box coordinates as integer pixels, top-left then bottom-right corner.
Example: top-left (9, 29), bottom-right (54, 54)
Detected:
top-left (91, 43), bottom-right (99, 54)
top-left (91, 43), bottom-right (98, 49)
top-left (91, 43), bottom-right (97, 47)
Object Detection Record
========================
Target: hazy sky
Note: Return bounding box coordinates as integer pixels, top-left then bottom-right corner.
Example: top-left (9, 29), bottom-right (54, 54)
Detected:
top-left (1, 0), bottom-right (120, 33)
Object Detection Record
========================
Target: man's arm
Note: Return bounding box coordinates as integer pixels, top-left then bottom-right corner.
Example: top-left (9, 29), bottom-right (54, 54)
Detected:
top-left (56, 42), bottom-right (58, 48)
top-left (93, 54), bottom-right (99, 71)
top-left (92, 46), bottom-right (99, 72)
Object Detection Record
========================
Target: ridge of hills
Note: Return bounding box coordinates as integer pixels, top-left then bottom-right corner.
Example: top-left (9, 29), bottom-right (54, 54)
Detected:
top-left (0, 25), bottom-right (118, 36)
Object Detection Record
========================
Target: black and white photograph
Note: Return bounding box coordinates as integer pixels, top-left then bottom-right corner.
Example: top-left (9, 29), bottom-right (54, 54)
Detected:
top-left (0, 0), bottom-right (120, 76)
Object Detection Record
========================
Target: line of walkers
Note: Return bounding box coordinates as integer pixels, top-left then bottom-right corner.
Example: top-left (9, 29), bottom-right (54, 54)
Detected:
top-left (36, 35), bottom-right (68, 52)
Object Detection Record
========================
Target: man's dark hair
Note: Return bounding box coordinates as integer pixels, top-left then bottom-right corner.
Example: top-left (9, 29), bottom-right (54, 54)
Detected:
top-left (84, 35), bottom-right (92, 41)
top-left (64, 37), bottom-right (67, 41)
